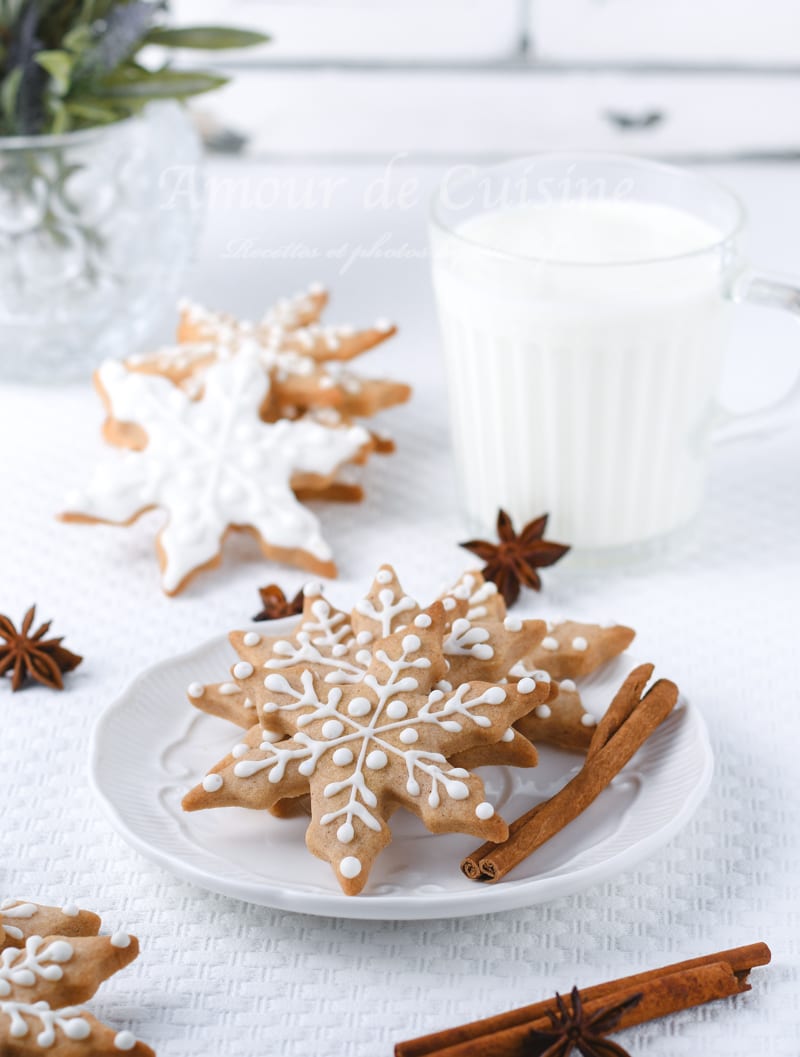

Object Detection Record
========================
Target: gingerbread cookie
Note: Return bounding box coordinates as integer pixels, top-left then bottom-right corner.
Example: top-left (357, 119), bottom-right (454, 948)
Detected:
top-left (514, 678), bottom-right (596, 754)
top-left (440, 570), bottom-right (506, 624)
top-left (62, 354), bottom-right (370, 594)
top-left (186, 567), bottom-right (609, 760)
top-left (176, 287), bottom-right (398, 368)
top-left (0, 903), bottom-right (99, 951)
top-left (519, 619), bottom-right (636, 682)
top-left (177, 285), bottom-right (329, 346)
top-left (184, 600), bottom-right (549, 894)
top-left (278, 319), bottom-right (397, 363)
top-left (168, 287), bottom-right (404, 420)
top-left (0, 907), bottom-right (152, 1056)
top-left (118, 340), bottom-right (410, 435)
top-left (186, 570), bottom-right (547, 745)
top-left (439, 572), bottom-right (616, 750)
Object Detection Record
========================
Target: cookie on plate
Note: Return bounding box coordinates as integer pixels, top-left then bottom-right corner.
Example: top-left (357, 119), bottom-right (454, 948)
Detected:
top-left (519, 619), bottom-right (636, 682)
top-left (184, 599), bottom-right (551, 894)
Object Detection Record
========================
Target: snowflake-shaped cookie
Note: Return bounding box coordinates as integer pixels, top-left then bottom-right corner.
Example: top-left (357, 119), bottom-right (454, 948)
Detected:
top-left (183, 600), bottom-right (548, 894)
top-left (188, 567), bottom-right (550, 767)
top-left (0, 901), bottom-right (99, 950)
top-left (128, 283), bottom-right (405, 422)
top-left (62, 353), bottom-right (369, 594)
top-left (0, 903), bottom-right (151, 1055)
top-left (177, 283), bottom-right (398, 365)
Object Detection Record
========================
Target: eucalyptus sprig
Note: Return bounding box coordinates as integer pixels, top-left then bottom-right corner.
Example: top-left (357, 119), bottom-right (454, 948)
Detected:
top-left (0, 0), bottom-right (267, 136)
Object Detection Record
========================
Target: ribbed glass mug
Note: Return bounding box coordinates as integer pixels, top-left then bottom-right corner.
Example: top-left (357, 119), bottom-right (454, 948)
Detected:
top-left (430, 154), bottom-right (800, 558)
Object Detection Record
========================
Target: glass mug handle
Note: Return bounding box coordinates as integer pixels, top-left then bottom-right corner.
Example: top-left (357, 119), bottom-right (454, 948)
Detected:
top-left (714, 271), bottom-right (800, 442)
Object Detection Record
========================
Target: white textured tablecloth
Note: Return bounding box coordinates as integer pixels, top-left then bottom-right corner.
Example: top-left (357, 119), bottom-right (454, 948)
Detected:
top-left (1, 161), bottom-right (799, 1056)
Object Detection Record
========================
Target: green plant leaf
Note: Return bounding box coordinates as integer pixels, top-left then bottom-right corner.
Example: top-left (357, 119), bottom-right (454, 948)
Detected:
top-left (145, 25), bottom-right (269, 50)
top-left (65, 97), bottom-right (124, 124)
top-left (62, 23), bottom-right (93, 54)
top-left (1, 65), bottom-right (23, 128)
top-left (35, 49), bottom-right (74, 95)
top-left (98, 65), bottom-right (228, 99)
top-left (48, 96), bottom-right (70, 132)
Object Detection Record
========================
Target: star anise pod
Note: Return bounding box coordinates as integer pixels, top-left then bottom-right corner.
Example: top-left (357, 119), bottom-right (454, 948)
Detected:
top-left (253, 584), bottom-right (305, 622)
top-left (460, 510), bottom-right (570, 608)
top-left (524, 987), bottom-right (642, 1057)
top-left (0, 606), bottom-right (83, 692)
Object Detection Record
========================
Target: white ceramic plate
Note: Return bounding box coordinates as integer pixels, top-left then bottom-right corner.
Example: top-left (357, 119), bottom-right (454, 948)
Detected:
top-left (90, 619), bottom-right (713, 920)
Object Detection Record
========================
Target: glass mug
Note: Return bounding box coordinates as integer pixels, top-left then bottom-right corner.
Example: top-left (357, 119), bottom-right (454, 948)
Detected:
top-left (430, 154), bottom-right (800, 558)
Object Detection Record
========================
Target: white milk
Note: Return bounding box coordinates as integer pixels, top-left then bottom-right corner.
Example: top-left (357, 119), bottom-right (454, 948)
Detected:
top-left (431, 199), bottom-right (732, 550)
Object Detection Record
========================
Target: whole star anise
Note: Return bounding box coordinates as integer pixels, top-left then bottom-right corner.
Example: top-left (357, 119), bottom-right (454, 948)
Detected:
top-left (525, 987), bottom-right (642, 1057)
top-left (460, 510), bottom-right (570, 607)
top-left (0, 606), bottom-right (83, 692)
top-left (253, 584), bottom-right (305, 622)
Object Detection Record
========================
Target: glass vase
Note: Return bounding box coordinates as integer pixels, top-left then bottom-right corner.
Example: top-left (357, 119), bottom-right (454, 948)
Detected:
top-left (0, 102), bottom-right (201, 383)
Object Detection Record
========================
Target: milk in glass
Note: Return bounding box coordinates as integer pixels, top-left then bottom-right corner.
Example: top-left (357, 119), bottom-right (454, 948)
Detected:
top-left (431, 199), bottom-right (732, 550)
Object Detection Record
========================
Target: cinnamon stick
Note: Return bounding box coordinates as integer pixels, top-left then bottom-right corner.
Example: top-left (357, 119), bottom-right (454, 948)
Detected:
top-left (395, 942), bottom-right (771, 1057)
top-left (463, 671), bottom-right (678, 882)
top-left (586, 662), bottom-right (654, 762)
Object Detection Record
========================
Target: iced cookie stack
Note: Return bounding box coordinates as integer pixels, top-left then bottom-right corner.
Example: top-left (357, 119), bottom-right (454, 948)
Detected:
top-left (182, 566), bottom-right (634, 894)
top-left (61, 286), bottom-right (410, 594)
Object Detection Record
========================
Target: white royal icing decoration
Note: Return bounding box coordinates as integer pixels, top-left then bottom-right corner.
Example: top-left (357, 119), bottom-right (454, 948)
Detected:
top-left (0, 1002), bottom-right (92, 1044)
top-left (243, 632), bottom-right (261, 647)
top-left (572, 636), bottom-right (589, 651)
top-left (0, 901), bottom-right (37, 941)
top-left (115, 1030), bottom-right (137, 1051)
top-left (541, 637), bottom-right (559, 651)
top-left (222, 631), bottom-right (507, 845)
top-left (0, 938), bottom-right (74, 998)
top-left (66, 355), bottom-right (368, 592)
top-left (560, 679), bottom-right (577, 692)
top-left (444, 618), bottom-right (493, 661)
top-left (339, 856), bottom-right (362, 878)
top-left (355, 584), bottom-right (416, 638)
top-left (202, 773), bottom-right (224, 793)
top-left (110, 932), bottom-right (131, 949)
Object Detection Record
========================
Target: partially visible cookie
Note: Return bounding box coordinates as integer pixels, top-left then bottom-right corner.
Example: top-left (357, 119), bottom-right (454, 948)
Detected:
top-left (518, 619), bottom-right (636, 682)
top-left (0, 933), bottom-right (139, 1007)
top-left (0, 902), bottom-right (99, 950)
top-left (0, 914), bottom-right (153, 1056)
top-left (440, 570), bottom-right (506, 624)
top-left (514, 678), bottom-right (597, 753)
top-left (177, 285), bottom-right (328, 345)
